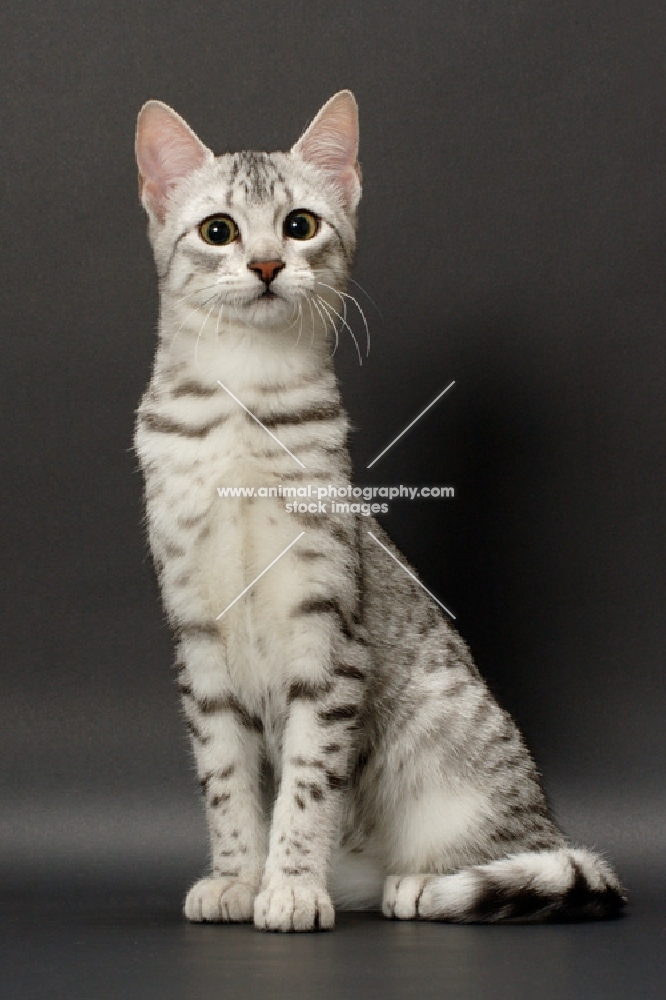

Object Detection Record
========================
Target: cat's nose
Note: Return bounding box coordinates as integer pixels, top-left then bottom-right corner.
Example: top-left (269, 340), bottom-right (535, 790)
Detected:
top-left (248, 259), bottom-right (285, 285)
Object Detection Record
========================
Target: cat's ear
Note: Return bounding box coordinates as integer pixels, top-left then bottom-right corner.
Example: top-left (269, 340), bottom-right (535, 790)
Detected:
top-left (292, 91), bottom-right (361, 210)
top-left (135, 101), bottom-right (213, 221)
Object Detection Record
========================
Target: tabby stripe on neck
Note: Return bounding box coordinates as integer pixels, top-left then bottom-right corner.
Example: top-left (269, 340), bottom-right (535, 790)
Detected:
top-left (171, 380), bottom-right (220, 398)
top-left (174, 622), bottom-right (219, 639)
top-left (280, 469), bottom-right (330, 482)
top-left (253, 370), bottom-right (332, 394)
top-left (139, 410), bottom-right (227, 438)
top-left (258, 403), bottom-right (342, 428)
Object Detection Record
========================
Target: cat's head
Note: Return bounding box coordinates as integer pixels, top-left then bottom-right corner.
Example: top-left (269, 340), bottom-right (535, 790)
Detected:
top-left (135, 91), bottom-right (361, 333)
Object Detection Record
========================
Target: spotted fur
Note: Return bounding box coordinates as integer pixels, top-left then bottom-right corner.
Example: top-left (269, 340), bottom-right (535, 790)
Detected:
top-left (134, 92), bottom-right (626, 932)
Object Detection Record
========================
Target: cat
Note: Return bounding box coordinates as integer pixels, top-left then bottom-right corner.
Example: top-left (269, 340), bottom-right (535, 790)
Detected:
top-left (133, 90), bottom-right (626, 931)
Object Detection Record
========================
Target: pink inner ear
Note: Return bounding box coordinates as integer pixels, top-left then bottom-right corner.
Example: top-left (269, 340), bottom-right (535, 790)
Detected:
top-left (293, 92), bottom-right (360, 206)
top-left (136, 102), bottom-right (210, 219)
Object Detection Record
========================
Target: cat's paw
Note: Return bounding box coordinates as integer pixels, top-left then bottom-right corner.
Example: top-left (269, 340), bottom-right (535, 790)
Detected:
top-left (253, 878), bottom-right (335, 932)
top-left (184, 877), bottom-right (257, 923)
top-left (382, 875), bottom-right (434, 919)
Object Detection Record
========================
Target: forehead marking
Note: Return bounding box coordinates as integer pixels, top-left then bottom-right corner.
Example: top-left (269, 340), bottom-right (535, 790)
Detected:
top-left (228, 151), bottom-right (287, 203)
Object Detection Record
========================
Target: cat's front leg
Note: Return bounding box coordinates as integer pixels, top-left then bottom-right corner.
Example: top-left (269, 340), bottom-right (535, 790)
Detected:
top-left (176, 630), bottom-right (267, 923)
top-left (254, 649), bottom-right (366, 932)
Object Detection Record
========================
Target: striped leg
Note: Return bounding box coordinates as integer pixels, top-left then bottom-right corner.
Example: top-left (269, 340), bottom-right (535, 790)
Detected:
top-left (254, 645), bottom-right (366, 932)
top-left (177, 630), bottom-right (267, 922)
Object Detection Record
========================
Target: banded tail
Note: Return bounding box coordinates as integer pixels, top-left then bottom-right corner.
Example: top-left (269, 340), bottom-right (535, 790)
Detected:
top-left (383, 848), bottom-right (627, 923)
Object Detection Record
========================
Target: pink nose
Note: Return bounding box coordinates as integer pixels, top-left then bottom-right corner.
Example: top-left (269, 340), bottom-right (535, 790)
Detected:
top-left (248, 259), bottom-right (285, 284)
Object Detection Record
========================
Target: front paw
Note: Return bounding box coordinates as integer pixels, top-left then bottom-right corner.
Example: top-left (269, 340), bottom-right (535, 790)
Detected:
top-left (184, 876), bottom-right (257, 923)
top-left (253, 878), bottom-right (335, 932)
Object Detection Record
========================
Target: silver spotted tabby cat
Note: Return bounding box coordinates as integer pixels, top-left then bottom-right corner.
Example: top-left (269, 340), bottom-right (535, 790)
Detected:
top-left (134, 91), bottom-right (625, 931)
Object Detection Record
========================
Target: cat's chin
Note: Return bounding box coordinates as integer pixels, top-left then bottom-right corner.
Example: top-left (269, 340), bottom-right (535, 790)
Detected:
top-left (240, 295), bottom-right (300, 331)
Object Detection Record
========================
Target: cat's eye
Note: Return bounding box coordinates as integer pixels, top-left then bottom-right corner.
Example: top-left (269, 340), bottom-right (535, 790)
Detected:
top-left (199, 214), bottom-right (238, 246)
top-left (284, 210), bottom-right (319, 241)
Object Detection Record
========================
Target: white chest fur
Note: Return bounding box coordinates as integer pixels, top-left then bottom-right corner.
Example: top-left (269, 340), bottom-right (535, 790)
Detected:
top-left (137, 388), bottom-right (346, 711)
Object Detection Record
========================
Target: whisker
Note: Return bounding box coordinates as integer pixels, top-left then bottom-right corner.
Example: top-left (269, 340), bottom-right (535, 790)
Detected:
top-left (194, 295), bottom-right (220, 370)
top-left (337, 285), bottom-right (349, 354)
top-left (282, 299), bottom-right (301, 336)
top-left (292, 298), bottom-right (304, 349)
top-left (319, 295), bottom-right (349, 362)
top-left (309, 295), bottom-right (330, 358)
top-left (348, 276), bottom-right (382, 318)
top-left (171, 279), bottom-right (225, 312)
top-left (344, 290), bottom-right (370, 358)
top-left (214, 298), bottom-right (226, 347)
top-left (236, 294), bottom-right (249, 321)
top-left (317, 291), bottom-right (362, 367)
top-left (169, 288), bottom-right (223, 354)
top-left (318, 281), bottom-right (370, 359)
top-left (317, 297), bottom-right (339, 359)
top-left (303, 293), bottom-right (317, 353)
top-left (315, 295), bottom-right (338, 359)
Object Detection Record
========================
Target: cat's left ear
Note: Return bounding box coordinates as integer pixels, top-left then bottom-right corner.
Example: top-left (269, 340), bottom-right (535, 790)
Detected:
top-left (135, 101), bottom-right (213, 221)
top-left (291, 91), bottom-right (361, 211)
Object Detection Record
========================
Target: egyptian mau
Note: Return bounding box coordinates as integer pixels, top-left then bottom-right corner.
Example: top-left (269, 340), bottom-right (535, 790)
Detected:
top-left (134, 91), bottom-right (625, 930)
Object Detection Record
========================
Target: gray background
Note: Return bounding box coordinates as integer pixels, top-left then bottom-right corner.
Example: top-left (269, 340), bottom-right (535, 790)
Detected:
top-left (1, 1), bottom-right (664, 997)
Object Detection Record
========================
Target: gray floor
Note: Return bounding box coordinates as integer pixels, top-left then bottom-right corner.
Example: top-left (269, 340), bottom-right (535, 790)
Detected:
top-left (2, 866), bottom-right (663, 1000)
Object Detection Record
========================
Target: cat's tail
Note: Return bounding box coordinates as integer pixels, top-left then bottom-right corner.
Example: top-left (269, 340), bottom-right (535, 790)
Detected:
top-left (383, 847), bottom-right (627, 923)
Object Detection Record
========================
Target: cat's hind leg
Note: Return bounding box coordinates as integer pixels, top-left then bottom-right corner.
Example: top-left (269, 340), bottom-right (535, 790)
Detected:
top-left (374, 716), bottom-right (626, 923)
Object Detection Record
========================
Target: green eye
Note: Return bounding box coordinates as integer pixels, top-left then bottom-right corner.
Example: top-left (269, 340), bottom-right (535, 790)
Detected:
top-left (199, 214), bottom-right (238, 246)
top-left (284, 210), bottom-right (319, 241)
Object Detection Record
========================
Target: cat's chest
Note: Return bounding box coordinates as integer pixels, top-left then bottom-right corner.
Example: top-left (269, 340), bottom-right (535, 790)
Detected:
top-left (137, 374), bottom-right (348, 680)
top-left (149, 411), bottom-right (307, 568)
top-left (140, 399), bottom-right (333, 638)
